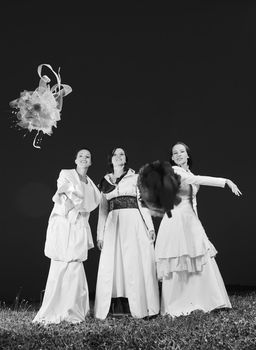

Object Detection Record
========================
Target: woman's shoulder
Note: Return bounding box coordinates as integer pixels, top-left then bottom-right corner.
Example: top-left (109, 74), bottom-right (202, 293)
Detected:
top-left (172, 165), bottom-right (183, 173)
top-left (123, 169), bottom-right (137, 181)
top-left (58, 169), bottom-right (75, 176)
top-left (172, 166), bottom-right (194, 177)
top-left (172, 165), bottom-right (193, 172)
top-left (98, 175), bottom-right (116, 193)
top-left (57, 169), bottom-right (78, 182)
top-left (99, 168), bottom-right (136, 192)
top-left (59, 168), bottom-right (74, 172)
top-left (126, 168), bottom-right (136, 176)
top-left (102, 173), bottom-right (113, 183)
top-left (105, 168), bottom-right (135, 180)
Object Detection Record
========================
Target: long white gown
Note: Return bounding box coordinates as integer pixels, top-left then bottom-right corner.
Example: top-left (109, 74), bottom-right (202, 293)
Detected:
top-left (33, 169), bottom-right (100, 324)
top-left (94, 169), bottom-right (160, 320)
top-left (155, 166), bottom-right (231, 317)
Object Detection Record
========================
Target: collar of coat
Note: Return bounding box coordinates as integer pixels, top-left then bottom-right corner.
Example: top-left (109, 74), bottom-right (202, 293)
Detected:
top-left (99, 168), bottom-right (135, 193)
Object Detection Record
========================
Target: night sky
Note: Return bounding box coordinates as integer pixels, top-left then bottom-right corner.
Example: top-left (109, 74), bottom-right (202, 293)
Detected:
top-left (0, 0), bottom-right (255, 302)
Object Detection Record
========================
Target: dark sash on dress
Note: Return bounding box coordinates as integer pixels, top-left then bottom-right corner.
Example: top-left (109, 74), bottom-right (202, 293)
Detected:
top-left (108, 196), bottom-right (138, 211)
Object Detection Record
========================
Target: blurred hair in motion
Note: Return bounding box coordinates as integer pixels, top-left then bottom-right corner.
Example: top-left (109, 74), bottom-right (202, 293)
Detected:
top-left (138, 160), bottom-right (181, 218)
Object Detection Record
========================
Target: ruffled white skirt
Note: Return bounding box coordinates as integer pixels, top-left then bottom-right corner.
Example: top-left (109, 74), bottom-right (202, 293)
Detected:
top-left (155, 201), bottom-right (231, 316)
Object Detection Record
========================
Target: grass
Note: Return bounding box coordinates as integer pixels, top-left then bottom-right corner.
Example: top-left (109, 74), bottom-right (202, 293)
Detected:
top-left (0, 292), bottom-right (256, 349)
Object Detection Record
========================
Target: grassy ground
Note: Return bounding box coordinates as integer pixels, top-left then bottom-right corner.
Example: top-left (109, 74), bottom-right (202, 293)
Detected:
top-left (0, 292), bottom-right (256, 349)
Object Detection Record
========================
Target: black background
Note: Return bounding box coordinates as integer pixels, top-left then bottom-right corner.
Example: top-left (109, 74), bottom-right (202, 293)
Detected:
top-left (0, 0), bottom-right (255, 302)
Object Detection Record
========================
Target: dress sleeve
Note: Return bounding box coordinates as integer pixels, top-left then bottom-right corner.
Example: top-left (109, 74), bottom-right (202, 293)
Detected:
top-left (97, 193), bottom-right (109, 241)
top-left (51, 170), bottom-right (83, 220)
top-left (56, 169), bottom-right (69, 190)
top-left (51, 170), bottom-right (75, 215)
top-left (136, 186), bottom-right (155, 232)
top-left (173, 166), bottom-right (226, 188)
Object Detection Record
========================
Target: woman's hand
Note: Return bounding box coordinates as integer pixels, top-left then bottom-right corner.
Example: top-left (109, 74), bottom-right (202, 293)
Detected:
top-left (226, 179), bottom-right (242, 196)
top-left (148, 229), bottom-right (156, 243)
top-left (97, 240), bottom-right (104, 250)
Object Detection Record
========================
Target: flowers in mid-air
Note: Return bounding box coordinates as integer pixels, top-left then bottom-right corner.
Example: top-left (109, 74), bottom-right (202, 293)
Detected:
top-left (10, 64), bottom-right (72, 148)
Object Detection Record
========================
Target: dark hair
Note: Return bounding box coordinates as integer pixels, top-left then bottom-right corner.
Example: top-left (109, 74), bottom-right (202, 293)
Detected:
top-left (107, 147), bottom-right (129, 173)
top-left (169, 141), bottom-right (193, 168)
top-left (138, 160), bottom-right (181, 217)
top-left (74, 148), bottom-right (91, 159)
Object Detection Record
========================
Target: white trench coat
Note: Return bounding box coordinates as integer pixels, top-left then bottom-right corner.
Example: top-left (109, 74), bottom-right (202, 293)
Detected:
top-left (94, 169), bottom-right (160, 319)
top-left (33, 169), bottom-right (101, 324)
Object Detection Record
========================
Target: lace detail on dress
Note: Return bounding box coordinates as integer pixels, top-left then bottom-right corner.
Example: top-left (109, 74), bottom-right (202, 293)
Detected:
top-left (108, 196), bottom-right (138, 211)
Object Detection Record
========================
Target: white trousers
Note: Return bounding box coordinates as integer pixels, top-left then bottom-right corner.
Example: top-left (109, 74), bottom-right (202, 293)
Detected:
top-left (33, 260), bottom-right (89, 324)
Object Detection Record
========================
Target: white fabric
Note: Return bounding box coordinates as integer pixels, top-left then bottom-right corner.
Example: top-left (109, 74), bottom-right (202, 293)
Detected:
top-left (33, 169), bottom-right (100, 324)
top-left (51, 169), bottom-right (101, 223)
top-left (44, 212), bottom-right (93, 262)
top-left (33, 261), bottom-right (89, 324)
top-left (156, 201), bottom-right (217, 275)
top-left (161, 254), bottom-right (231, 316)
top-left (94, 169), bottom-right (159, 319)
top-left (155, 166), bottom-right (231, 316)
top-left (172, 166), bottom-right (226, 215)
top-left (97, 169), bottom-right (154, 241)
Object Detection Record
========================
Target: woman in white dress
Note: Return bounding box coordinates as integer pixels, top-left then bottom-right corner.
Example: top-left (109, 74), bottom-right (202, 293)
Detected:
top-left (33, 149), bottom-right (101, 324)
top-left (94, 147), bottom-right (160, 320)
top-left (138, 142), bottom-right (241, 317)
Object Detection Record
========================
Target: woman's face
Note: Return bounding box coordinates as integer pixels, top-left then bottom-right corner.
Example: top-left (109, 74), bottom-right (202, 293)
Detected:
top-left (111, 148), bottom-right (126, 168)
top-left (75, 149), bottom-right (92, 168)
top-left (171, 144), bottom-right (189, 167)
